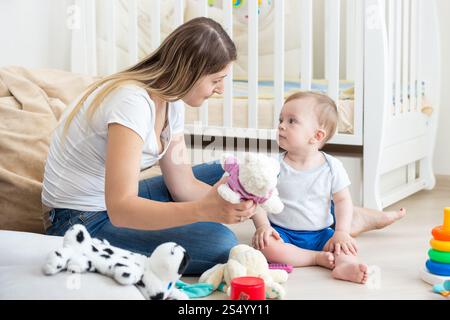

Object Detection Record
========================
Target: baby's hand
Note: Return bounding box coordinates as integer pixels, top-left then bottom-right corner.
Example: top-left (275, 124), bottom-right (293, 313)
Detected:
top-left (252, 225), bottom-right (280, 250)
top-left (324, 231), bottom-right (358, 256)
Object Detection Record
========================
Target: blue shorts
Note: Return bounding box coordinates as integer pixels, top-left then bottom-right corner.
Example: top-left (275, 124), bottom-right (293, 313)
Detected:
top-left (271, 223), bottom-right (335, 251)
top-left (271, 201), bottom-right (336, 251)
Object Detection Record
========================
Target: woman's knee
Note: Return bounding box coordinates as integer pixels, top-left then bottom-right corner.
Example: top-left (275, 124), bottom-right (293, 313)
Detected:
top-left (192, 161), bottom-right (224, 186)
top-left (205, 223), bottom-right (238, 262)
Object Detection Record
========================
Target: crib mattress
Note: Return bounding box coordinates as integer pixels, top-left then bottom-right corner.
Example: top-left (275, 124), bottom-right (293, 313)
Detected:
top-left (185, 80), bottom-right (355, 134)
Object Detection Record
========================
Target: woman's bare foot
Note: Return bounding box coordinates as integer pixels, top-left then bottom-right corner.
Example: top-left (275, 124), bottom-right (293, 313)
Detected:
top-left (314, 251), bottom-right (335, 270)
top-left (350, 207), bottom-right (406, 237)
top-left (332, 262), bottom-right (368, 284)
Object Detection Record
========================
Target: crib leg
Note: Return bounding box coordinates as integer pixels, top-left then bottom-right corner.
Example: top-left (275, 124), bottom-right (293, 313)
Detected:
top-left (421, 158), bottom-right (437, 190)
top-left (363, 151), bottom-right (383, 211)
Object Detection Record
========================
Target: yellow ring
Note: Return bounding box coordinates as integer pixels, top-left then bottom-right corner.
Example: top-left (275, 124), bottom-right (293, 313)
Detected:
top-left (430, 239), bottom-right (450, 252)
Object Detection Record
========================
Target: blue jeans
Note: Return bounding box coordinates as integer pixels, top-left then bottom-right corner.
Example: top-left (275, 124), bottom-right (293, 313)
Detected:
top-left (45, 162), bottom-right (237, 275)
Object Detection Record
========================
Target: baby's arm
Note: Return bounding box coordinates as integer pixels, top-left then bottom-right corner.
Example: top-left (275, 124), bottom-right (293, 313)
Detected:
top-left (251, 206), bottom-right (281, 249)
top-left (325, 187), bottom-right (358, 255)
top-left (333, 187), bottom-right (353, 234)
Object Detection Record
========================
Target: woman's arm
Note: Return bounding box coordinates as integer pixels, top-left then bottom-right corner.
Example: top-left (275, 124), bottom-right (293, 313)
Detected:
top-left (158, 133), bottom-right (211, 202)
top-left (105, 124), bottom-right (256, 230)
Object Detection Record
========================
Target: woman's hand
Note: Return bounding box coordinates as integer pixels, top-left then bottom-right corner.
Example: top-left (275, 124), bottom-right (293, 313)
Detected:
top-left (197, 176), bottom-right (257, 224)
top-left (252, 224), bottom-right (281, 250)
top-left (323, 230), bottom-right (358, 256)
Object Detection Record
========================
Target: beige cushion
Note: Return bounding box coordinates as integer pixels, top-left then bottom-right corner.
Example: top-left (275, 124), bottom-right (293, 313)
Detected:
top-left (0, 230), bottom-right (144, 300)
top-left (0, 67), bottom-right (98, 234)
top-left (0, 67), bottom-right (165, 234)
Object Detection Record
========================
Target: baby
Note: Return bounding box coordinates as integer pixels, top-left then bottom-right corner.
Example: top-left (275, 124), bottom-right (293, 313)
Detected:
top-left (251, 91), bottom-right (368, 284)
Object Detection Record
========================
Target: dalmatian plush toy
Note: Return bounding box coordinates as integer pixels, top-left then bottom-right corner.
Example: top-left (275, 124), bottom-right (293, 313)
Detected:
top-left (43, 224), bottom-right (190, 300)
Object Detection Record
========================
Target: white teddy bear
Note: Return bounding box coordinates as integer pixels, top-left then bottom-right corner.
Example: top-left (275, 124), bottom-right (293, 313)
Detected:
top-left (218, 153), bottom-right (284, 215)
top-left (199, 244), bottom-right (289, 299)
top-left (43, 224), bottom-right (190, 300)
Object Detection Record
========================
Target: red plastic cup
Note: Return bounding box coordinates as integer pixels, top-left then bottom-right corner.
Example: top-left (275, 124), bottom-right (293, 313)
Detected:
top-left (230, 276), bottom-right (265, 300)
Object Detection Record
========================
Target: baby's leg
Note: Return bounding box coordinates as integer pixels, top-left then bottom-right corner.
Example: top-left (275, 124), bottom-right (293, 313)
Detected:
top-left (260, 237), bottom-right (335, 269)
top-left (331, 253), bottom-right (368, 284)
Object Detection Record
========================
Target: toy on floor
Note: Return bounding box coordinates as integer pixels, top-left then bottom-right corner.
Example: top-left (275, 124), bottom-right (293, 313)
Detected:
top-left (218, 153), bottom-right (284, 215)
top-left (432, 280), bottom-right (450, 298)
top-left (230, 276), bottom-right (266, 300)
top-left (268, 263), bottom-right (294, 273)
top-left (42, 224), bottom-right (190, 300)
top-left (199, 244), bottom-right (288, 299)
top-left (420, 207), bottom-right (450, 287)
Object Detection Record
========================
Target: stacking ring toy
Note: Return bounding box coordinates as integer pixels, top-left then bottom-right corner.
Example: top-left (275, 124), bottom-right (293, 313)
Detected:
top-left (428, 249), bottom-right (450, 264)
top-left (426, 259), bottom-right (450, 276)
top-left (432, 227), bottom-right (450, 241)
top-left (420, 267), bottom-right (450, 286)
top-left (430, 239), bottom-right (450, 252)
top-left (432, 208), bottom-right (450, 241)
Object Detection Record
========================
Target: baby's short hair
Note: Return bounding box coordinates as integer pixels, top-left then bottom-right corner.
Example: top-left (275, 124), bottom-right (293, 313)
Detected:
top-left (285, 91), bottom-right (338, 145)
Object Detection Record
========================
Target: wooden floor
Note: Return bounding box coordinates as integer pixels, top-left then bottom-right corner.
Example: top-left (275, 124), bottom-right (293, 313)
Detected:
top-left (184, 176), bottom-right (450, 300)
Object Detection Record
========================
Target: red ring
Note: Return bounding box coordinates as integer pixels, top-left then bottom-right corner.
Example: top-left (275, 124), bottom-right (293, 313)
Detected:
top-left (432, 226), bottom-right (450, 241)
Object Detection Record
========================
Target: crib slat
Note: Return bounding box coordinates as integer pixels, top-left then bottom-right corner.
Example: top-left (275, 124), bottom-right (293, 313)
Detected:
top-left (416, 0), bottom-right (423, 111)
top-left (407, 163), bottom-right (416, 183)
top-left (248, 0), bottom-right (258, 128)
top-left (402, 0), bottom-right (410, 112)
top-left (352, 0), bottom-right (363, 145)
top-left (128, 0), bottom-right (138, 65)
top-left (394, 0), bottom-right (402, 115)
top-left (410, 0), bottom-right (418, 111)
top-left (300, 0), bottom-right (312, 90)
top-left (150, 0), bottom-right (161, 51)
top-left (175, 0), bottom-right (184, 27)
top-left (388, 0), bottom-right (396, 115)
top-left (200, 0), bottom-right (207, 16)
top-left (107, 0), bottom-right (117, 74)
top-left (199, 0), bottom-right (208, 126)
top-left (325, 0), bottom-right (340, 105)
top-left (223, 0), bottom-right (233, 127)
top-left (346, 0), bottom-right (355, 80)
top-left (70, 0), bottom-right (87, 74)
top-left (274, 0), bottom-right (285, 127)
top-left (86, 0), bottom-right (97, 75)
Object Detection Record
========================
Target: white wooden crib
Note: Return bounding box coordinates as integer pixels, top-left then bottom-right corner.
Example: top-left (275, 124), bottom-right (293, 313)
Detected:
top-left (69, 0), bottom-right (441, 210)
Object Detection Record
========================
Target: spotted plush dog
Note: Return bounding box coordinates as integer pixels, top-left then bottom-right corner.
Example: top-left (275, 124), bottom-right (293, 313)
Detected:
top-left (43, 224), bottom-right (190, 300)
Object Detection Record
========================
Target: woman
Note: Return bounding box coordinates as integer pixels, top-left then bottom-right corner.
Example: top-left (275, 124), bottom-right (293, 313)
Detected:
top-left (42, 17), bottom-right (404, 275)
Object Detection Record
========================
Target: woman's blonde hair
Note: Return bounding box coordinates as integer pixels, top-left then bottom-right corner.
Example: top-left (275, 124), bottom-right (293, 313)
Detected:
top-left (285, 91), bottom-right (338, 144)
top-left (64, 17), bottom-right (237, 134)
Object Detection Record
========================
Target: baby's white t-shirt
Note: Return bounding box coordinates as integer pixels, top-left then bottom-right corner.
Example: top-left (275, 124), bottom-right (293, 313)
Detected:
top-left (42, 84), bottom-right (184, 212)
top-left (268, 152), bottom-right (351, 231)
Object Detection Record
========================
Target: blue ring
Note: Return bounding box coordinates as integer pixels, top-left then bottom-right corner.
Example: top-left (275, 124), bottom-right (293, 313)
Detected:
top-left (426, 259), bottom-right (450, 276)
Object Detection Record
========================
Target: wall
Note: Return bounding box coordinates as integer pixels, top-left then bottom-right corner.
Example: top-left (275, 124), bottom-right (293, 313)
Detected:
top-left (0, 0), bottom-right (72, 70)
top-left (434, 0), bottom-right (450, 175)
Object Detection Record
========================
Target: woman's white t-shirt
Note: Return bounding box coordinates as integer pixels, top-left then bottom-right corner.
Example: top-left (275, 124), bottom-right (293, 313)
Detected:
top-left (42, 85), bottom-right (185, 212)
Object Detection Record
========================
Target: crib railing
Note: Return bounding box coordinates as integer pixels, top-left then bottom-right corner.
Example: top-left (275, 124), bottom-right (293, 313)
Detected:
top-left (70, 0), bottom-right (366, 145)
top-left (70, 0), bottom-right (430, 148)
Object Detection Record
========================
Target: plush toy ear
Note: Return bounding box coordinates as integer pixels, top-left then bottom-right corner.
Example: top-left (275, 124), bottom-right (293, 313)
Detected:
top-left (246, 152), bottom-right (258, 164)
top-left (199, 263), bottom-right (225, 290)
top-left (220, 153), bottom-right (236, 168)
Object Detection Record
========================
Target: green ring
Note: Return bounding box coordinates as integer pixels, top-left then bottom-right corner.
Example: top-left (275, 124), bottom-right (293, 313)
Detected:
top-left (428, 249), bottom-right (450, 264)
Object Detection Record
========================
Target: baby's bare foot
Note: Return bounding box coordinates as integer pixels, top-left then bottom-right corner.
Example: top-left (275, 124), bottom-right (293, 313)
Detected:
top-left (332, 262), bottom-right (368, 284)
top-left (314, 251), bottom-right (335, 270)
top-left (380, 208), bottom-right (407, 228)
top-left (351, 208), bottom-right (406, 237)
